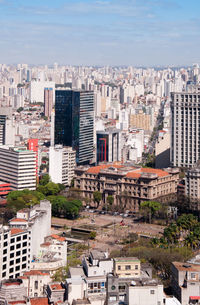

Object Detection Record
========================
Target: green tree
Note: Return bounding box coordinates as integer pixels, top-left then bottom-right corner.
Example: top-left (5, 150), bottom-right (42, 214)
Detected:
top-left (39, 174), bottom-right (50, 186)
top-left (17, 107), bottom-right (24, 113)
top-left (93, 191), bottom-right (102, 207)
top-left (89, 231), bottom-right (97, 240)
top-left (140, 201), bottom-right (161, 223)
top-left (107, 195), bottom-right (114, 206)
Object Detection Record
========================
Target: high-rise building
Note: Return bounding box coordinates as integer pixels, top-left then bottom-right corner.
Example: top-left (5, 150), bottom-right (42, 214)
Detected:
top-left (97, 129), bottom-right (121, 163)
top-left (171, 87), bottom-right (200, 167)
top-left (49, 145), bottom-right (76, 186)
top-left (0, 146), bottom-right (36, 190)
top-left (44, 88), bottom-right (53, 118)
top-left (0, 108), bottom-right (15, 146)
top-left (55, 90), bottom-right (94, 165)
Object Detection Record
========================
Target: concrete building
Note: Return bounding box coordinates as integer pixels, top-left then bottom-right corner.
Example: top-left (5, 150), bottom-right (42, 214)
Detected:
top-left (113, 257), bottom-right (141, 278)
top-left (171, 260), bottom-right (200, 305)
top-left (171, 88), bottom-right (200, 167)
top-left (44, 87), bottom-right (53, 118)
top-left (19, 270), bottom-right (51, 298)
top-left (0, 146), bottom-right (36, 190)
top-left (155, 130), bottom-right (170, 168)
top-left (185, 164), bottom-right (200, 209)
top-left (30, 80), bottom-right (55, 104)
top-left (96, 129), bottom-right (121, 164)
top-left (0, 200), bottom-right (51, 281)
top-left (74, 164), bottom-right (179, 211)
top-left (0, 107), bottom-right (15, 146)
top-left (129, 112), bottom-right (151, 131)
top-left (49, 145), bottom-right (76, 186)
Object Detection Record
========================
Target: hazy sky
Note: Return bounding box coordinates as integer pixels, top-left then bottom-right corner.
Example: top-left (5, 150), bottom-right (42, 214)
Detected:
top-left (0, 0), bottom-right (200, 66)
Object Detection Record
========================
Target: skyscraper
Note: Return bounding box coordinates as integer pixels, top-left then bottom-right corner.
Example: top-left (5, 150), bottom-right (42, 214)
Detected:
top-left (171, 87), bottom-right (200, 167)
top-left (55, 90), bottom-right (94, 165)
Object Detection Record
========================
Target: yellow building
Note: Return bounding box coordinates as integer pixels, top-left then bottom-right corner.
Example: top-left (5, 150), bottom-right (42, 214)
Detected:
top-left (114, 257), bottom-right (141, 278)
top-left (129, 112), bottom-right (151, 131)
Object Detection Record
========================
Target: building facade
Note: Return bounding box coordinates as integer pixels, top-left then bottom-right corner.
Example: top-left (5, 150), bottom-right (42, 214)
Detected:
top-left (49, 145), bottom-right (76, 186)
top-left (171, 88), bottom-right (200, 167)
top-left (0, 146), bottom-right (36, 190)
top-left (0, 200), bottom-right (52, 281)
top-left (74, 164), bottom-right (179, 211)
top-left (97, 129), bottom-right (121, 164)
top-left (55, 90), bottom-right (94, 165)
top-left (27, 138), bottom-right (39, 177)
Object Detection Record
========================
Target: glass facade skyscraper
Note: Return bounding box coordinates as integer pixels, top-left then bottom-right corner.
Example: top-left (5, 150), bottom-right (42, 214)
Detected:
top-left (55, 90), bottom-right (94, 165)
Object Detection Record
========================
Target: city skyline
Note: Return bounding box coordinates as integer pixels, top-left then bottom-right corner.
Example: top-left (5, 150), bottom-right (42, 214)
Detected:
top-left (0, 0), bottom-right (200, 65)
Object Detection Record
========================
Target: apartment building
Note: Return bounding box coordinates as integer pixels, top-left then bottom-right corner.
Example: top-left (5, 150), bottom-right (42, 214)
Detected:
top-left (0, 200), bottom-right (51, 281)
top-left (49, 145), bottom-right (76, 186)
top-left (0, 146), bottom-right (36, 190)
top-left (74, 164), bottom-right (179, 211)
top-left (113, 257), bottom-right (141, 278)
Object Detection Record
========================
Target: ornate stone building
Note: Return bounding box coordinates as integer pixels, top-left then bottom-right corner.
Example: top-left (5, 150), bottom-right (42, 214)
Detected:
top-left (74, 164), bottom-right (179, 211)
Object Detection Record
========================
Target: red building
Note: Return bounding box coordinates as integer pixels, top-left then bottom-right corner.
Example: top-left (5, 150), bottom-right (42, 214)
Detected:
top-left (0, 182), bottom-right (11, 196)
top-left (27, 139), bottom-right (39, 177)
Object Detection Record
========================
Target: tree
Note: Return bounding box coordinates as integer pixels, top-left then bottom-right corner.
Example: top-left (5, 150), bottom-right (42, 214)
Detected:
top-left (17, 107), bottom-right (24, 113)
top-left (89, 231), bottom-right (97, 240)
top-left (7, 189), bottom-right (45, 212)
top-left (107, 195), bottom-right (114, 206)
top-left (39, 174), bottom-right (50, 186)
top-left (140, 201), bottom-right (161, 223)
top-left (93, 191), bottom-right (102, 207)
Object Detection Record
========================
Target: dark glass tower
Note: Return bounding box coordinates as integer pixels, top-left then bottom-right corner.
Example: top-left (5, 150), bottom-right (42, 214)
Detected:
top-left (55, 90), bottom-right (94, 165)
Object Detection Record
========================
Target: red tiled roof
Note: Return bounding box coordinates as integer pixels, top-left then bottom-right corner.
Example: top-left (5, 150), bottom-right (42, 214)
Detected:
top-left (30, 298), bottom-right (49, 305)
top-left (87, 164), bottom-right (122, 174)
top-left (51, 234), bottom-right (66, 242)
top-left (9, 218), bottom-right (27, 223)
top-left (50, 283), bottom-right (63, 290)
top-left (10, 228), bottom-right (25, 235)
top-left (24, 270), bottom-right (49, 276)
top-left (126, 167), bottom-right (169, 179)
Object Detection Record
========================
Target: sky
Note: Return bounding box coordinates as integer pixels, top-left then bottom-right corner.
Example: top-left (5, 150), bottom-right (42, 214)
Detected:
top-left (0, 0), bottom-right (200, 66)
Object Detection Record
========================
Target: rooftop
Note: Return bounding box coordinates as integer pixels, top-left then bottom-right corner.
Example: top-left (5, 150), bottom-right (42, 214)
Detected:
top-left (50, 283), bottom-right (64, 290)
top-left (85, 164), bottom-right (169, 178)
top-left (114, 257), bottom-right (140, 262)
top-left (172, 261), bottom-right (200, 272)
top-left (10, 228), bottom-right (26, 235)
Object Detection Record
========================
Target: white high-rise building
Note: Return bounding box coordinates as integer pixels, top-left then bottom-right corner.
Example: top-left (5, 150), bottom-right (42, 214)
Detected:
top-left (0, 146), bottom-right (36, 190)
top-left (171, 87), bottom-right (200, 167)
top-left (49, 145), bottom-right (76, 186)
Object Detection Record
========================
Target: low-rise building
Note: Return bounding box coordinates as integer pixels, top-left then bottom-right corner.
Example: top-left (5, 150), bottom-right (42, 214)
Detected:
top-left (113, 257), bottom-right (140, 278)
top-left (185, 164), bottom-right (200, 210)
top-left (171, 259), bottom-right (200, 305)
top-left (74, 164), bottom-right (179, 211)
top-left (19, 270), bottom-right (51, 298)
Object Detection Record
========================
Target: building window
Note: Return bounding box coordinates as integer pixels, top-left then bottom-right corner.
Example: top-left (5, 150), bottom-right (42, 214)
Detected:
top-left (3, 249), bottom-right (7, 255)
top-left (150, 290), bottom-right (155, 294)
top-left (118, 266), bottom-right (121, 270)
top-left (125, 265), bottom-right (131, 270)
top-left (11, 238), bottom-right (15, 243)
top-left (16, 251), bottom-right (21, 256)
top-left (135, 265), bottom-right (138, 270)
top-left (17, 236), bottom-right (21, 242)
top-left (10, 246), bottom-right (14, 251)
top-left (15, 266), bottom-right (20, 271)
top-left (9, 268), bottom-right (14, 273)
top-left (16, 258), bottom-right (20, 264)
top-left (22, 263), bottom-right (26, 269)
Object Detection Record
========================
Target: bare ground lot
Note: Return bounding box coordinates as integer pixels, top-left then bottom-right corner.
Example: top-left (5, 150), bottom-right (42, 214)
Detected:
top-left (52, 212), bottom-right (165, 252)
